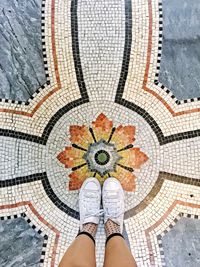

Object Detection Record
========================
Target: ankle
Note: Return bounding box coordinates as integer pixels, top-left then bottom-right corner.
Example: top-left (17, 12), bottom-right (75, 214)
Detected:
top-left (105, 219), bottom-right (121, 238)
top-left (82, 222), bottom-right (98, 238)
top-left (77, 222), bottom-right (98, 244)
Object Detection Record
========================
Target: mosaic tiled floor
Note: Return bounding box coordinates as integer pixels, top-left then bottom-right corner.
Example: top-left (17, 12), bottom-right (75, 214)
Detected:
top-left (0, 0), bottom-right (200, 266)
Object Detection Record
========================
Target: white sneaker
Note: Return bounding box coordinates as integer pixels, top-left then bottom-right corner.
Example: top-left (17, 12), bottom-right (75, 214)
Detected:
top-left (102, 177), bottom-right (125, 233)
top-left (79, 177), bottom-right (103, 230)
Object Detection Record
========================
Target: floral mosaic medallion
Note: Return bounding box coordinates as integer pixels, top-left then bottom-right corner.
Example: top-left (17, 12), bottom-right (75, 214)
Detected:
top-left (57, 113), bottom-right (148, 191)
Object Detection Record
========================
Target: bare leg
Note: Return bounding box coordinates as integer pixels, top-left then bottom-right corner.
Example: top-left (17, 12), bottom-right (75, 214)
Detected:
top-left (103, 220), bottom-right (137, 267)
top-left (59, 178), bottom-right (101, 267)
top-left (59, 234), bottom-right (96, 267)
top-left (104, 236), bottom-right (137, 267)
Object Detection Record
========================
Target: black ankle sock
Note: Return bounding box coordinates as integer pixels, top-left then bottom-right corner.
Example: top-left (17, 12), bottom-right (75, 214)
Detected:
top-left (76, 231), bottom-right (96, 244)
top-left (105, 233), bottom-right (124, 245)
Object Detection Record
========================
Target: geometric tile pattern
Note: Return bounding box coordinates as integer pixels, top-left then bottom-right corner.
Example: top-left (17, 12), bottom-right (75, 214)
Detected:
top-left (125, 181), bottom-right (200, 266)
top-left (119, 0), bottom-right (200, 133)
top-left (0, 0), bottom-right (199, 266)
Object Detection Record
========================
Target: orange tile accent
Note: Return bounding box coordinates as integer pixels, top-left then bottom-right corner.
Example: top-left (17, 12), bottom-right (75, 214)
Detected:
top-left (92, 113), bottom-right (113, 141)
top-left (118, 148), bottom-right (148, 169)
top-left (109, 166), bottom-right (136, 191)
top-left (0, 0), bottom-right (61, 117)
top-left (69, 125), bottom-right (93, 148)
top-left (145, 200), bottom-right (200, 266)
top-left (57, 146), bottom-right (85, 168)
top-left (143, 0), bottom-right (200, 117)
top-left (112, 125), bottom-right (135, 149)
top-left (0, 201), bottom-right (60, 267)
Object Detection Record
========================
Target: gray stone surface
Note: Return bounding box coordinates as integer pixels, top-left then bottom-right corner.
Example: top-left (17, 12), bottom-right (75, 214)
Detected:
top-left (159, 0), bottom-right (200, 100)
top-left (0, 217), bottom-right (44, 267)
top-left (162, 217), bottom-right (200, 267)
top-left (0, 0), bottom-right (46, 102)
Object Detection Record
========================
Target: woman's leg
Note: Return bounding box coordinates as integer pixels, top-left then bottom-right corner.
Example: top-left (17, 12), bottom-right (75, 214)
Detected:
top-left (59, 177), bottom-right (102, 267)
top-left (103, 221), bottom-right (137, 267)
top-left (102, 178), bottom-right (138, 267)
top-left (59, 233), bottom-right (96, 267)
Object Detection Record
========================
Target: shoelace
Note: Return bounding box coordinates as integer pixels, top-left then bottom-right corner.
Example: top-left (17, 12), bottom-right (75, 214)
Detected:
top-left (104, 199), bottom-right (124, 219)
top-left (84, 209), bottom-right (104, 220)
top-left (105, 210), bottom-right (124, 219)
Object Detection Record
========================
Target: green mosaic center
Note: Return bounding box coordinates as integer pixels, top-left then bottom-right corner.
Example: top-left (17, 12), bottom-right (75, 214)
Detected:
top-left (97, 152), bottom-right (107, 163)
top-left (95, 150), bottom-right (110, 165)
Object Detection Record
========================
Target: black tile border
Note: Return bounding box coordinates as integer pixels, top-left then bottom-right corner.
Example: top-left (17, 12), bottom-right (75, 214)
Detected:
top-left (0, 0), bottom-right (89, 145)
top-left (115, 0), bottom-right (200, 145)
top-left (0, 0), bottom-right (50, 105)
top-left (115, 99), bottom-right (200, 145)
top-left (115, 0), bottom-right (132, 101)
top-left (0, 0), bottom-right (199, 146)
top-left (1, 172), bottom-right (200, 222)
top-left (3, 93), bottom-right (200, 146)
top-left (154, 0), bottom-right (200, 104)
top-left (0, 173), bottom-right (79, 220)
top-left (0, 212), bottom-right (48, 264)
top-left (157, 212), bottom-right (200, 266)
top-left (0, 98), bottom-right (88, 145)
top-left (71, 0), bottom-right (89, 99)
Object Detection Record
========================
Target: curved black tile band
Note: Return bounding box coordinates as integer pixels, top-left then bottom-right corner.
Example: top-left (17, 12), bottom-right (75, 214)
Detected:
top-left (0, 173), bottom-right (79, 220)
top-left (1, 171), bottom-right (200, 221)
top-left (115, 0), bottom-right (200, 144)
top-left (0, 0), bottom-right (199, 146)
top-left (0, 0), bottom-right (200, 223)
top-left (0, 0), bottom-right (89, 145)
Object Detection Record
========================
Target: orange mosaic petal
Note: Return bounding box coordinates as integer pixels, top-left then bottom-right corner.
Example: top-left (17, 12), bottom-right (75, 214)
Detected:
top-left (68, 179), bottom-right (83, 190)
top-left (118, 148), bottom-right (148, 169)
top-left (92, 113), bottom-right (113, 141)
top-left (69, 125), bottom-right (93, 148)
top-left (111, 125), bottom-right (135, 149)
top-left (120, 175), bottom-right (136, 191)
top-left (68, 165), bottom-right (94, 190)
top-left (110, 166), bottom-right (136, 192)
top-left (69, 165), bottom-right (91, 180)
top-left (57, 146), bottom-right (85, 168)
